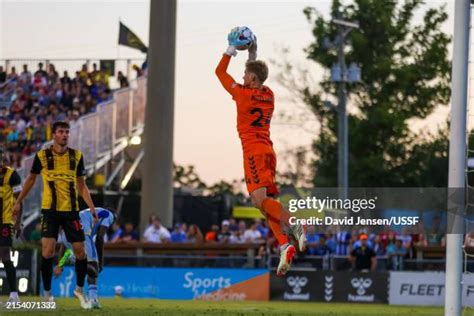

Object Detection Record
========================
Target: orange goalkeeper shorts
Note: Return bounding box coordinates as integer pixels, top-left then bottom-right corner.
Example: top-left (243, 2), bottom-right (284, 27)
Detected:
top-left (243, 146), bottom-right (279, 196)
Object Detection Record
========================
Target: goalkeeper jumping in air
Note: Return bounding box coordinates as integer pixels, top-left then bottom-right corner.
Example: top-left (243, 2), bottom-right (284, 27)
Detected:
top-left (215, 27), bottom-right (306, 276)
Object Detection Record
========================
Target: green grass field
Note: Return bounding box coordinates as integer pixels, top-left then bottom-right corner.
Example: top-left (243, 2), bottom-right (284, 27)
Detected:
top-left (1, 296), bottom-right (470, 316)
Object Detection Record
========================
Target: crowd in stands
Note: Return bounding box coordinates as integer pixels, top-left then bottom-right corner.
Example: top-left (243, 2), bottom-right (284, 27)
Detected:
top-left (0, 62), bottom-right (141, 167)
top-left (25, 210), bottom-right (470, 271)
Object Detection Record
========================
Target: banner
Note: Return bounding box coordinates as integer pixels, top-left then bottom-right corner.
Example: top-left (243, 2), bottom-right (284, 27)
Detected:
top-left (389, 271), bottom-right (474, 307)
top-left (271, 270), bottom-right (388, 303)
top-left (50, 267), bottom-right (269, 301)
top-left (270, 270), bottom-right (317, 301)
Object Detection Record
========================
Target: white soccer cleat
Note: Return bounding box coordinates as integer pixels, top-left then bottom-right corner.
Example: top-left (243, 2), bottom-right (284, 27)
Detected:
top-left (7, 295), bottom-right (20, 304)
top-left (277, 244), bottom-right (296, 277)
top-left (91, 299), bottom-right (101, 309)
top-left (291, 224), bottom-right (307, 252)
top-left (43, 293), bottom-right (55, 302)
top-left (74, 289), bottom-right (91, 309)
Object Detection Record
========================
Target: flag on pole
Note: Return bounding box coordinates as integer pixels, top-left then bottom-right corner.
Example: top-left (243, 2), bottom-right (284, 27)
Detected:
top-left (118, 22), bottom-right (148, 53)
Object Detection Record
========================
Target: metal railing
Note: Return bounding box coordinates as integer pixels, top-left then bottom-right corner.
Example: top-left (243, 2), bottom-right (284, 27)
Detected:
top-left (19, 77), bottom-right (147, 226)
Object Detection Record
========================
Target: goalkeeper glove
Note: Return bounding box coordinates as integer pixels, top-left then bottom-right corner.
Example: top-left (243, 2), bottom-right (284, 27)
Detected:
top-left (225, 28), bottom-right (251, 57)
top-left (248, 36), bottom-right (257, 61)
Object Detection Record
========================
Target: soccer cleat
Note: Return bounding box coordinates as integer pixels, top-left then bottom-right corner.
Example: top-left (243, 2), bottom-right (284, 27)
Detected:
top-left (7, 295), bottom-right (20, 304)
top-left (91, 299), bottom-right (101, 309)
top-left (74, 289), bottom-right (91, 309)
top-left (291, 224), bottom-right (307, 252)
top-left (277, 244), bottom-right (296, 277)
top-left (43, 293), bottom-right (55, 302)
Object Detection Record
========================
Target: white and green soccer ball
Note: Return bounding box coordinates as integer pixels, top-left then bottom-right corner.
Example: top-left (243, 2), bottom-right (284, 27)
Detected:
top-left (233, 26), bottom-right (256, 50)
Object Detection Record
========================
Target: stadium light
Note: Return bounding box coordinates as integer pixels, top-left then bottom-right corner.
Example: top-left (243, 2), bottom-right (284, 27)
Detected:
top-left (130, 135), bottom-right (142, 145)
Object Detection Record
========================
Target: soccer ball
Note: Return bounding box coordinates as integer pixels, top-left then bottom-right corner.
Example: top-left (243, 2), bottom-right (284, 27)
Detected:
top-left (233, 26), bottom-right (256, 50)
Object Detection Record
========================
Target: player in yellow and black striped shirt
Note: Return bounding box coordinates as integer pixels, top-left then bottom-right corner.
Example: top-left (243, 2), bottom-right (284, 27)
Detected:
top-left (0, 146), bottom-right (23, 303)
top-left (13, 121), bottom-right (96, 308)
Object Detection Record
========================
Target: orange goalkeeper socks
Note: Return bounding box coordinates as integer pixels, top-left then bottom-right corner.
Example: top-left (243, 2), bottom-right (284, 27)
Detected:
top-left (261, 198), bottom-right (290, 223)
top-left (262, 198), bottom-right (290, 246)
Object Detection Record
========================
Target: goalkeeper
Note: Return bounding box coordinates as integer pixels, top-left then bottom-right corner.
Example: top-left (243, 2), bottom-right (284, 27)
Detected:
top-left (54, 207), bottom-right (115, 309)
top-left (215, 28), bottom-right (306, 276)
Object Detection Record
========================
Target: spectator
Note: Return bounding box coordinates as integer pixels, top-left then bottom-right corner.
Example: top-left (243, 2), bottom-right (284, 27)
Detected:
top-left (109, 222), bottom-right (123, 243)
top-left (205, 224), bottom-right (219, 242)
top-left (427, 216), bottom-right (444, 246)
top-left (79, 64), bottom-right (88, 81)
top-left (255, 218), bottom-right (269, 239)
top-left (372, 235), bottom-right (386, 256)
top-left (133, 64), bottom-right (143, 78)
top-left (91, 63), bottom-right (101, 83)
top-left (228, 218), bottom-right (238, 232)
top-left (7, 67), bottom-right (18, 82)
top-left (118, 222), bottom-right (139, 244)
top-left (34, 62), bottom-right (47, 78)
top-left (143, 217), bottom-right (171, 243)
top-left (20, 64), bottom-right (32, 83)
top-left (311, 236), bottom-right (330, 256)
top-left (349, 234), bottom-right (377, 271)
top-left (237, 220), bottom-right (246, 240)
top-left (399, 228), bottom-right (412, 248)
top-left (60, 71), bottom-right (72, 85)
top-left (228, 230), bottom-right (240, 244)
top-left (306, 226), bottom-right (320, 253)
top-left (324, 232), bottom-right (336, 253)
top-left (243, 221), bottom-right (263, 243)
top-left (413, 233), bottom-right (428, 247)
top-left (217, 220), bottom-right (231, 243)
top-left (0, 66), bottom-right (6, 84)
top-left (47, 64), bottom-right (59, 85)
top-left (170, 223), bottom-right (187, 243)
top-left (117, 71), bottom-right (129, 88)
top-left (29, 222), bottom-right (42, 243)
top-left (335, 230), bottom-right (351, 255)
top-left (186, 224), bottom-right (203, 244)
top-left (387, 238), bottom-right (407, 270)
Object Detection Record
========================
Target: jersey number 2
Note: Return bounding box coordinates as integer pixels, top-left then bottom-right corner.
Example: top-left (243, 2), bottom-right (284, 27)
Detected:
top-left (250, 108), bottom-right (265, 127)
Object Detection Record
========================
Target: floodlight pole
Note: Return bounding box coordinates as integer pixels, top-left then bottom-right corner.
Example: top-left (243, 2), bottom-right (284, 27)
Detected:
top-left (333, 17), bottom-right (358, 200)
top-left (445, 0), bottom-right (470, 315)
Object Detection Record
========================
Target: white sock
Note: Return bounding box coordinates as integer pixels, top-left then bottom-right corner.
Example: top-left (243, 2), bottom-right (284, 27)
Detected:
top-left (9, 291), bottom-right (18, 298)
top-left (280, 243), bottom-right (290, 252)
top-left (75, 286), bottom-right (83, 293)
top-left (44, 290), bottom-right (51, 297)
top-left (89, 285), bottom-right (98, 300)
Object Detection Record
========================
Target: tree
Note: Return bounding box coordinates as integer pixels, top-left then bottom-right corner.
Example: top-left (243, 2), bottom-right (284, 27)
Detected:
top-left (283, 0), bottom-right (451, 187)
top-left (173, 163), bottom-right (246, 197)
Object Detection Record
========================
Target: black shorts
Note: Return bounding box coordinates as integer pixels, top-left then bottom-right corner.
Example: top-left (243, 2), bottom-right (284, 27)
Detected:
top-left (0, 224), bottom-right (13, 247)
top-left (41, 209), bottom-right (85, 243)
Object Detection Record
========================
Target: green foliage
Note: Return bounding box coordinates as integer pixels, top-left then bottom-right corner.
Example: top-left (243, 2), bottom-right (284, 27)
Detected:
top-left (302, 0), bottom-right (451, 186)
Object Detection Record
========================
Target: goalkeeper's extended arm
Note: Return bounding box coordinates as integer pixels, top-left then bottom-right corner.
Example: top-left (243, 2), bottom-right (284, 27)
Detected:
top-left (58, 249), bottom-right (73, 268)
top-left (215, 55), bottom-right (237, 95)
top-left (248, 36), bottom-right (257, 61)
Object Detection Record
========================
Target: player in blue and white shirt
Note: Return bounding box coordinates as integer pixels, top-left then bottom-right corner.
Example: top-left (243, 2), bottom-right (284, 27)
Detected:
top-left (55, 207), bottom-right (115, 309)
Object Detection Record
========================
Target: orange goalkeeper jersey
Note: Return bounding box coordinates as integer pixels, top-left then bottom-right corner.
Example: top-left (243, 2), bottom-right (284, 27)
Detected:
top-left (215, 54), bottom-right (274, 152)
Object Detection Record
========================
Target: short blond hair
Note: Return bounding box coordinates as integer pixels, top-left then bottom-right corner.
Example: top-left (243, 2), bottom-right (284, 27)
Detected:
top-left (246, 60), bottom-right (268, 84)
